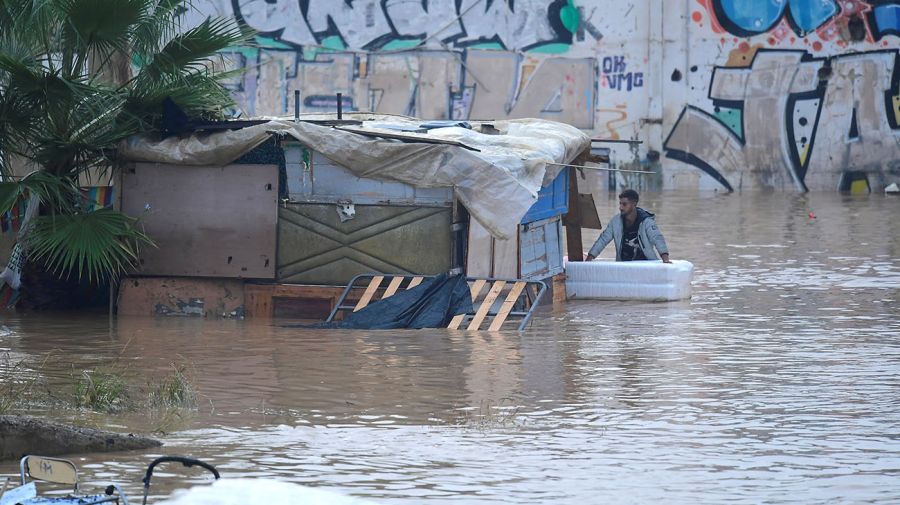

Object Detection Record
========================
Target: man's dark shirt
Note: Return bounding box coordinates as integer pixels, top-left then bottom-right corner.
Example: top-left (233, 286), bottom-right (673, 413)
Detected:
top-left (620, 215), bottom-right (646, 261)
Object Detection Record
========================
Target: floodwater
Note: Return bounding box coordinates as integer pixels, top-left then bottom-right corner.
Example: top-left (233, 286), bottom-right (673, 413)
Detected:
top-left (1, 192), bottom-right (899, 504)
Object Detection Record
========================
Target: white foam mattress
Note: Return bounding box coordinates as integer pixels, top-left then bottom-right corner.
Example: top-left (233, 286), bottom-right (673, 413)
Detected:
top-left (566, 259), bottom-right (694, 301)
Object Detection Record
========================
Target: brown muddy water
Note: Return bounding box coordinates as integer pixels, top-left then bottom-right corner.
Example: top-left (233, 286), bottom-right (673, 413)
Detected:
top-left (1, 192), bottom-right (899, 504)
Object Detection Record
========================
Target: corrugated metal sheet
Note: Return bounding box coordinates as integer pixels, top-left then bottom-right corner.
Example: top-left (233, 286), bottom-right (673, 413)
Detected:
top-left (283, 143), bottom-right (453, 206)
top-left (520, 168), bottom-right (569, 223)
top-left (122, 163), bottom-right (278, 278)
top-left (520, 216), bottom-right (564, 279)
top-left (277, 203), bottom-right (452, 285)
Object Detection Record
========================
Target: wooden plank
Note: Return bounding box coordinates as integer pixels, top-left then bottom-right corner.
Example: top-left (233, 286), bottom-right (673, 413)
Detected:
top-left (407, 276), bottom-right (424, 289)
top-left (467, 280), bottom-right (506, 330)
top-left (354, 276), bottom-right (384, 311)
top-left (243, 284), bottom-right (275, 319)
top-left (382, 276), bottom-right (405, 298)
top-left (448, 279), bottom-right (487, 330)
top-left (488, 281), bottom-right (526, 331)
top-left (564, 163), bottom-right (585, 261)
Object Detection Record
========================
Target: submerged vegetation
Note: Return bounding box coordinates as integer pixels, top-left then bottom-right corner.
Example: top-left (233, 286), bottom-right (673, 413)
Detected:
top-left (73, 367), bottom-right (131, 412)
top-left (0, 351), bottom-right (57, 415)
top-left (147, 362), bottom-right (196, 409)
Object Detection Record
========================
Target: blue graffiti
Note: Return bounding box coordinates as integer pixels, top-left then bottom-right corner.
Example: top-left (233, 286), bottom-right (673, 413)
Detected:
top-left (714, 0), bottom-right (839, 35)
top-left (872, 3), bottom-right (900, 38)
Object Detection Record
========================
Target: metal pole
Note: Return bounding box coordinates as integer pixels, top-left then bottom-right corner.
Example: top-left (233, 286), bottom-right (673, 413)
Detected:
top-left (336, 92), bottom-right (343, 120)
top-left (590, 138), bottom-right (643, 144)
top-left (542, 161), bottom-right (657, 174)
top-left (294, 90), bottom-right (300, 123)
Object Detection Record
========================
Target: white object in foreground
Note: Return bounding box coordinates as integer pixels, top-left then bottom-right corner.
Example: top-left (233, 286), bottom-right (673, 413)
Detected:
top-left (566, 259), bottom-right (694, 301)
top-left (156, 479), bottom-right (379, 505)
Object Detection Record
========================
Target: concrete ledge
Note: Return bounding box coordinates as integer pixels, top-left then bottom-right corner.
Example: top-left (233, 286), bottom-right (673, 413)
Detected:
top-left (0, 415), bottom-right (162, 461)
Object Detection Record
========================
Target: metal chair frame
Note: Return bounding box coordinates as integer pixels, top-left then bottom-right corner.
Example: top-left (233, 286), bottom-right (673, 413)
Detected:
top-left (326, 273), bottom-right (547, 331)
top-left (19, 455), bottom-right (125, 505)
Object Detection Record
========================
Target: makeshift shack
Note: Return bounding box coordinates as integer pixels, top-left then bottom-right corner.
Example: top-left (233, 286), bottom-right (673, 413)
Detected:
top-left (115, 114), bottom-right (597, 320)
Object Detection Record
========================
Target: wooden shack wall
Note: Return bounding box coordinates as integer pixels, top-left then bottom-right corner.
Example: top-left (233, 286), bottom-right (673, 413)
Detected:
top-left (121, 163), bottom-right (279, 279)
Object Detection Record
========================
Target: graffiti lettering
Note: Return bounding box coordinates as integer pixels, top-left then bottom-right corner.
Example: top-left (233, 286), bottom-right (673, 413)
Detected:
top-left (455, 0), bottom-right (572, 50)
top-left (231, 0), bottom-right (314, 44)
top-left (712, 0), bottom-right (839, 36)
top-left (601, 56), bottom-right (643, 92)
top-left (704, 0), bottom-right (900, 40)
top-left (872, 3), bottom-right (900, 38)
top-left (382, 1), bottom-right (462, 41)
top-left (664, 49), bottom-right (900, 192)
top-left (227, 48), bottom-right (595, 128)
top-left (804, 51), bottom-right (900, 189)
top-left (302, 1), bottom-right (394, 49)
top-left (219, 0), bottom-right (574, 50)
top-left (602, 56), bottom-right (626, 73)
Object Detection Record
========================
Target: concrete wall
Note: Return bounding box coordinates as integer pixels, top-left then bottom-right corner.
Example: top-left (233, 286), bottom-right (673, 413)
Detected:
top-left (183, 0), bottom-right (900, 192)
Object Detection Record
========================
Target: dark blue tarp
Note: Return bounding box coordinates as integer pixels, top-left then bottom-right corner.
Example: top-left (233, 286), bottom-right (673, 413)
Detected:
top-left (304, 273), bottom-right (473, 330)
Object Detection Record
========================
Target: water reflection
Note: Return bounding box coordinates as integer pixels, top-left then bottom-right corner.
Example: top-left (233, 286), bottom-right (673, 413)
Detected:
top-left (1, 193), bottom-right (899, 503)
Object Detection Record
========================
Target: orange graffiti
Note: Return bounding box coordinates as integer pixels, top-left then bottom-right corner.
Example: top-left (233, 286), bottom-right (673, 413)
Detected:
top-left (725, 43), bottom-right (764, 67)
top-left (695, 0), bottom-right (727, 33)
top-left (597, 108), bottom-right (629, 140)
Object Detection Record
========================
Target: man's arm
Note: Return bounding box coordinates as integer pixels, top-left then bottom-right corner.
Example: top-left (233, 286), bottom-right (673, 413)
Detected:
top-left (645, 219), bottom-right (671, 263)
top-left (585, 222), bottom-right (615, 261)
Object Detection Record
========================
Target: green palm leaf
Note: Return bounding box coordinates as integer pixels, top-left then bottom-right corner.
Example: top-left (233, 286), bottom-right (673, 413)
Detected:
top-left (0, 0), bottom-right (252, 285)
top-left (0, 171), bottom-right (79, 215)
top-left (28, 208), bottom-right (154, 283)
top-left (57, 0), bottom-right (148, 77)
top-left (134, 16), bottom-right (247, 85)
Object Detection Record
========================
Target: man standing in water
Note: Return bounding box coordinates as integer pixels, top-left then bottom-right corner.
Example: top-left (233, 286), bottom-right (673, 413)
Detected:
top-left (585, 189), bottom-right (671, 263)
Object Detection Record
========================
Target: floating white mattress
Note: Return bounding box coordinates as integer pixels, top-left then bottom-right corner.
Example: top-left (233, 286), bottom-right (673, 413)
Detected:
top-left (565, 259), bottom-right (694, 301)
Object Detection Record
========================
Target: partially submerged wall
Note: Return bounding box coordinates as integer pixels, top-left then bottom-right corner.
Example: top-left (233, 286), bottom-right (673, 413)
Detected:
top-left (180, 0), bottom-right (900, 192)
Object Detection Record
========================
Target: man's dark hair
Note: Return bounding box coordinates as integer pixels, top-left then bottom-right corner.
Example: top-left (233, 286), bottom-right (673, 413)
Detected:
top-left (618, 189), bottom-right (639, 202)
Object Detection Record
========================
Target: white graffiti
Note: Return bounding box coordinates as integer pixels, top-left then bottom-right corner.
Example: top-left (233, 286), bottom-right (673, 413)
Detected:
top-left (193, 0), bottom-right (569, 50)
top-left (304, 1), bottom-right (393, 48)
top-left (455, 0), bottom-right (563, 49)
top-left (233, 0), bottom-right (314, 43)
top-left (664, 50), bottom-right (900, 192)
top-left (804, 52), bottom-right (900, 190)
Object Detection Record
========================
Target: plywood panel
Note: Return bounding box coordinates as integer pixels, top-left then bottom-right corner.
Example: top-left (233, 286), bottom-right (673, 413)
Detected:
top-left (278, 203), bottom-right (452, 285)
top-left (122, 163), bottom-right (278, 278)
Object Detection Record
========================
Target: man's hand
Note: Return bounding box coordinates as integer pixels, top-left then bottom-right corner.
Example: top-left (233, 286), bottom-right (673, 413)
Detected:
top-left (661, 253), bottom-right (671, 264)
top-left (585, 254), bottom-right (595, 261)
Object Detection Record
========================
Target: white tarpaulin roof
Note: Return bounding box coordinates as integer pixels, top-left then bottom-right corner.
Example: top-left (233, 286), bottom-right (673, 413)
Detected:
top-left (120, 114), bottom-right (590, 239)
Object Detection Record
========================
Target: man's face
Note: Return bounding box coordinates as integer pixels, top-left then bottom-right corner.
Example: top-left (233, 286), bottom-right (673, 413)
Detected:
top-left (619, 197), bottom-right (637, 215)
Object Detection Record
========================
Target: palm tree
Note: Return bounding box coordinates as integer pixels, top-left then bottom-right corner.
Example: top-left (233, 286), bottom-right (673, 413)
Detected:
top-left (0, 0), bottom-right (250, 289)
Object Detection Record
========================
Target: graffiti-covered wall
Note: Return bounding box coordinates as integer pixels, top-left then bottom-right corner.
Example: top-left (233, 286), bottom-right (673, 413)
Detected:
top-left (184, 0), bottom-right (900, 192)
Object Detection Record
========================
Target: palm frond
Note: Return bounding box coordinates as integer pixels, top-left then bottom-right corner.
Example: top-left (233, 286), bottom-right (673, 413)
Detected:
top-left (27, 208), bottom-right (155, 283)
top-left (126, 69), bottom-right (235, 124)
top-left (135, 16), bottom-right (246, 84)
top-left (0, 170), bottom-right (79, 214)
top-left (129, 0), bottom-right (193, 60)
top-left (56, 0), bottom-right (149, 77)
top-left (0, 0), bottom-right (245, 283)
